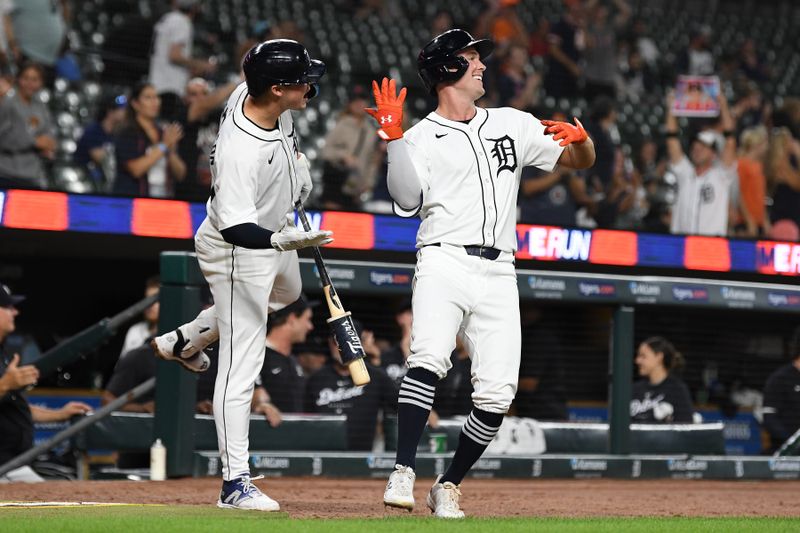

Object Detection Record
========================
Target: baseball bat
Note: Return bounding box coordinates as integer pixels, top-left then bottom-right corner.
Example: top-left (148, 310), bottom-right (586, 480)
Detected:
top-left (294, 202), bottom-right (370, 386)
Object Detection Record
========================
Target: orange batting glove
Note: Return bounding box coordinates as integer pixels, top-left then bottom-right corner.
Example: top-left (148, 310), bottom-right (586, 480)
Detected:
top-left (365, 77), bottom-right (407, 141)
top-left (541, 117), bottom-right (588, 147)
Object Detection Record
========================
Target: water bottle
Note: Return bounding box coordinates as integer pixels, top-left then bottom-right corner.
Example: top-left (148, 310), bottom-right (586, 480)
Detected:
top-left (150, 438), bottom-right (166, 481)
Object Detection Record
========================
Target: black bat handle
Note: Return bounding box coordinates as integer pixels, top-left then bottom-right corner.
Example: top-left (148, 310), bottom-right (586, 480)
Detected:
top-left (295, 202), bottom-right (333, 288)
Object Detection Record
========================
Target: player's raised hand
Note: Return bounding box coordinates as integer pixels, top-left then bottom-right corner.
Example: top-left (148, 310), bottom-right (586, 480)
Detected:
top-left (365, 77), bottom-right (407, 141)
top-left (270, 214), bottom-right (333, 251)
top-left (541, 117), bottom-right (588, 147)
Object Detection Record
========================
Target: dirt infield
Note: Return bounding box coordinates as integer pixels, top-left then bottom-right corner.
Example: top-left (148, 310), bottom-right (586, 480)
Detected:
top-left (2, 478), bottom-right (800, 518)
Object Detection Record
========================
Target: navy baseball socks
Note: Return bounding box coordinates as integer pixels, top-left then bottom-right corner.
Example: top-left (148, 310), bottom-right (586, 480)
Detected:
top-left (395, 367), bottom-right (438, 469)
top-left (439, 408), bottom-right (503, 485)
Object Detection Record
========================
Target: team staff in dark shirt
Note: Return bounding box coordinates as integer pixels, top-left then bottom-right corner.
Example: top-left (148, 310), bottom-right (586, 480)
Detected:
top-left (258, 296), bottom-right (315, 414)
top-left (305, 327), bottom-right (398, 451)
top-left (762, 327), bottom-right (800, 452)
top-left (630, 336), bottom-right (694, 423)
top-left (0, 284), bottom-right (91, 480)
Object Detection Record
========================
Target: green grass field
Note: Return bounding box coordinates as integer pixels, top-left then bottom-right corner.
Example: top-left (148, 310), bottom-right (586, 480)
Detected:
top-left (0, 507), bottom-right (797, 533)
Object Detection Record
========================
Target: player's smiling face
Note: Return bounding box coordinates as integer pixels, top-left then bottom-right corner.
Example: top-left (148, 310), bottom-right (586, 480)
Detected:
top-left (454, 48), bottom-right (486, 98)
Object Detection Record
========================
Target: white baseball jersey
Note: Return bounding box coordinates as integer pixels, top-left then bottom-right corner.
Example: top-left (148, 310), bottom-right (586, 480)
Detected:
top-left (203, 83), bottom-right (303, 239)
top-left (190, 82), bottom-right (304, 480)
top-left (394, 107), bottom-right (564, 414)
top-left (669, 156), bottom-right (737, 236)
top-left (395, 107), bottom-right (564, 252)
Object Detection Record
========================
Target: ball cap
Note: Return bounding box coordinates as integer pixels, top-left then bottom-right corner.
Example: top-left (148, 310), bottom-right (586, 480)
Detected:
top-left (695, 130), bottom-right (721, 152)
top-left (0, 284), bottom-right (25, 308)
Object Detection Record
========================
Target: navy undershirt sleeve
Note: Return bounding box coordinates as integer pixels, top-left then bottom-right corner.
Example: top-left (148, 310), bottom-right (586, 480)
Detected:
top-left (220, 223), bottom-right (275, 249)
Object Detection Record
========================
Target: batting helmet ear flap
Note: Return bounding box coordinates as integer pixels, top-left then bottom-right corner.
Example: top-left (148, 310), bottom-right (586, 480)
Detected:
top-left (418, 56), bottom-right (470, 93)
top-left (304, 83), bottom-right (319, 100)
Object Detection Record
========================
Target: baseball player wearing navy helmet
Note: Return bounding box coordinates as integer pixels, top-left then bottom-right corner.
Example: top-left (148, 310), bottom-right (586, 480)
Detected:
top-left (368, 29), bottom-right (596, 518)
top-left (151, 39), bottom-right (333, 511)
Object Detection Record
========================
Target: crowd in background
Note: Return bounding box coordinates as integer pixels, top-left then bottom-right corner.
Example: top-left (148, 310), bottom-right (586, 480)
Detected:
top-left (0, 0), bottom-right (798, 240)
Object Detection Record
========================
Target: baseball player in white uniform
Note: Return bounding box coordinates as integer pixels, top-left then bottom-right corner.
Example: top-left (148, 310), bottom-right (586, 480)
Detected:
top-left (151, 40), bottom-right (333, 511)
top-left (665, 92), bottom-right (738, 236)
top-left (370, 30), bottom-right (595, 518)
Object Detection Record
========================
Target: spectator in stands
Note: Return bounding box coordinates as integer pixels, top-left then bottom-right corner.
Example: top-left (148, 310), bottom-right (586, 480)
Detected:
top-left (761, 327), bottom-right (800, 453)
top-left (380, 298), bottom-right (413, 385)
top-left (514, 307), bottom-right (568, 421)
top-left (544, 0), bottom-right (584, 99)
top-left (630, 336), bottom-right (693, 423)
top-left (677, 25), bottom-right (714, 76)
top-left (584, 96), bottom-right (631, 228)
top-left (519, 164), bottom-right (585, 227)
top-left (118, 276), bottom-right (160, 360)
top-left (113, 82), bottom-right (186, 197)
top-left (148, 0), bottom-right (216, 122)
top-left (666, 91), bottom-right (738, 236)
top-left (733, 126), bottom-right (769, 237)
top-left (731, 83), bottom-right (768, 135)
top-left (495, 43), bottom-right (541, 109)
top-left (766, 124), bottom-right (800, 240)
top-left (259, 295), bottom-right (316, 414)
top-left (519, 110), bottom-right (595, 226)
top-left (0, 0), bottom-right (18, 76)
top-left (474, 0), bottom-right (528, 54)
top-left (73, 94), bottom-right (127, 191)
top-left (0, 283), bottom-right (91, 482)
top-left (738, 38), bottom-right (771, 83)
top-left (582, 0), bottom-right (630, 101)
top-left (610, 148), bottom-right (645, 230)
top-left (9, 0), bottom-right (69, 85)
top-left (527, 17), bottom-right (550, 58)
top-left (0, 62), bottom-right (56, 189)
top-left (628, 18), bottom-right (659, 69)
top-left (634, 139), bottom-right (672, 233)
top-left (304, 322), bottom-right (398, 451)
top-left (174, 77), bottom-right (239, 202)
top-left (617, 48), bottom-right (656, 102)
top-left (320, 86), bottom-right (379, 210)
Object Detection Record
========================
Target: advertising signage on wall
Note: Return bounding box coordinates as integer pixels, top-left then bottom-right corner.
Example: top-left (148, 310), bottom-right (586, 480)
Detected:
top-left (1, 189), bottom-right (798, 276)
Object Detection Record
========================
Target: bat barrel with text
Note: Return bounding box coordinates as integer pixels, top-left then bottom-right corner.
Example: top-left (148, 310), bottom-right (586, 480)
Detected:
top-left (295, 203), bottom-right (370, 386)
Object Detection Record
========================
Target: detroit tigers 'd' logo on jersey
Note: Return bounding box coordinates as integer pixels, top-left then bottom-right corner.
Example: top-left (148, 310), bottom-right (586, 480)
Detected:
top-left (486, 135), bottom-right (518, 175)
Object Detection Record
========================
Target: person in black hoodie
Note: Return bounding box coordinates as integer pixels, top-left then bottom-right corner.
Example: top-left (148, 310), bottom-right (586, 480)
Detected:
top-left (630, 336), bottom-right (693, 423)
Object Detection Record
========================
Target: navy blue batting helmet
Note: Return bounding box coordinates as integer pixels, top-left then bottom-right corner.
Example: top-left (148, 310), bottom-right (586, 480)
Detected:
top-left (417, 29), bottom-right (494, 94)
top-left (242, 39), bottom-right (326, 99)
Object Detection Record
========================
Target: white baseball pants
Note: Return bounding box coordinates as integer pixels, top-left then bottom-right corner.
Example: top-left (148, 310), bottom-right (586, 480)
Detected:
top-left (408, 244), bottom-right (521, 413)
top-left (194, 227), bottom-right (301, 480)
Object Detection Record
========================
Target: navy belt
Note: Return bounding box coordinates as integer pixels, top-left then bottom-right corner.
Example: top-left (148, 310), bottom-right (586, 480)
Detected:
top-left (425, 243), bottom-right (502, 261)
